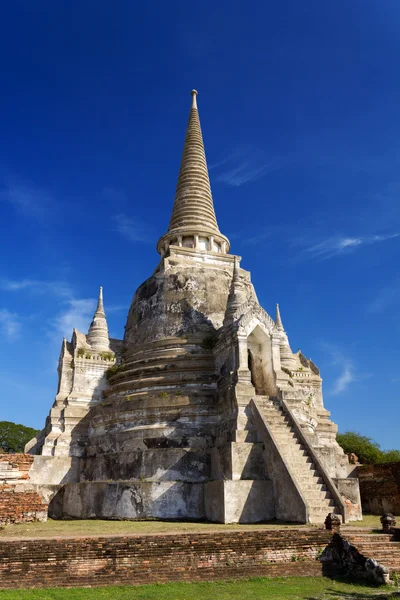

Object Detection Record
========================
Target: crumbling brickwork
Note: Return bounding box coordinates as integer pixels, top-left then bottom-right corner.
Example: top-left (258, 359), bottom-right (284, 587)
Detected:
top-left (0, 454), bottom-right (48, 526)
top-left (0, 484), bottom-right (47, 526)
top-left (358, 463), bottom-right (400, 515)
top-left (0, 454), bottom-right (34, 482)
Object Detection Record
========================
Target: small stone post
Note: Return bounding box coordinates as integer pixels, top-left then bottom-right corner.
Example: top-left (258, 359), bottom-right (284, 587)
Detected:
top-left (325, 512), bottom-right (341, 532)
top-left (380, 513), bottom-right (396, 533)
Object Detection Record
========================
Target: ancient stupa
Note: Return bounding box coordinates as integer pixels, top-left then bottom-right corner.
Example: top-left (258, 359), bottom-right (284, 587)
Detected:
top-left (27, 90), bottom-right (361, 523)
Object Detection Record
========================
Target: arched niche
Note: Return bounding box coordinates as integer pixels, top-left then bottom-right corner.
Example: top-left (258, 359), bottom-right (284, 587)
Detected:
top-left (247, 325), bottom-right (276, 396)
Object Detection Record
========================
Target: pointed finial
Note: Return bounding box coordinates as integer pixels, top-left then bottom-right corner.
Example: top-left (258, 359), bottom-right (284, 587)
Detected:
top-left (87, 286), bottom-right (110, 351)
top-left (156, 89), bottom-right (230, 256)
top-left (275, 303), bottom-right (284, 331)
top-left (95, 286), bottom-right (105, 315)
top-left (233, 256), bottom-right (241, 282)
top-left (191, 89), bottom-right (198, 109)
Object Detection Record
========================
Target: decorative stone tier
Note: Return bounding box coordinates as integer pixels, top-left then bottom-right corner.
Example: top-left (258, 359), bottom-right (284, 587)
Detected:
top-left (156, 90), bottom-right (230, 256)
top-left (84, 254), bottom-right (252, 471)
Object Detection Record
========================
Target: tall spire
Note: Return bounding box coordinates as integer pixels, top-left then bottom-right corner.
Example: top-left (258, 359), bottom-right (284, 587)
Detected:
top-left (87, 287), bottom-right (110, 351)
top-left (157, 90), bottom-right (230, 256)
top-left (224, 257), bottom-right (247, 325)
top-left (275, 303), bottom-right (297, 369)
top-left (275, 303), bottom-right (284, 331)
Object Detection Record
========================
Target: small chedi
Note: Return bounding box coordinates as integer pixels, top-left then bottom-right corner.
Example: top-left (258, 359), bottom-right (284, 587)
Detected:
top-left (26, 90), bottom-right (361, 524)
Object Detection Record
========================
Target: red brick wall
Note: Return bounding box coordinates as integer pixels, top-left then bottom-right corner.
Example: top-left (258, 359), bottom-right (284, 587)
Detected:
top-left (358, 463), bottom-right (400, 514)
top-left (0, 484), bottom-right (48, 526)
top-left (0, 530), bottom-right (331, 589)
top-left (0, 454), bottom-right (48, 526)
top-left (0, 454), bottom-right (34, 482)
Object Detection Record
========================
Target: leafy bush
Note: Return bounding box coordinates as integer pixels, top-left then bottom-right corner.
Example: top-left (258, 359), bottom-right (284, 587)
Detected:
top-left (337, 431), bottom-right (400, 464)
top-left (99, 351), bottom-right (114, 361)
top-left (105, 363), bottom-right (125, 381)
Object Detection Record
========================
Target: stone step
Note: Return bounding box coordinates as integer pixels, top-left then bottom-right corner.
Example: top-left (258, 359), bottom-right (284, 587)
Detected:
top-left (303, 489), bottom-right (332, 500)
top-left (276, 446), bottom-right (308, 456)
top-left (280, 456), bottom-right (315, 467)
top-left (269, 425), bottom-right (294, 432)
top-left (296, 476), bottom-right (323, 486)
top-left (269, 422), bottom-right (294, 429)
top-left (310, 504), bottom-right (341, 519)
top-left (302, 483), bottom-right (327, 493)
top-left (257, 401), bottom-right (341, 517)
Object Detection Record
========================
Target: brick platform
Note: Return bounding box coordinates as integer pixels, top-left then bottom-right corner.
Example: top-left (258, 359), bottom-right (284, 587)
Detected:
top-left (0, 529), bottom-right (330, 589)
top-left (0, 525), bottom-right (399, 589)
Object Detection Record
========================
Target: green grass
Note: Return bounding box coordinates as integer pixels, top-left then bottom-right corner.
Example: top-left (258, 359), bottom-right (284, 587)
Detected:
top-left (348, 515), bottom-right (399, 531)
top-left (0, 518), bottom-right (314, 538)
top-left (0, 514), bottom-right (394, 539)
top-left (0, 577), bottom-right (397, 599)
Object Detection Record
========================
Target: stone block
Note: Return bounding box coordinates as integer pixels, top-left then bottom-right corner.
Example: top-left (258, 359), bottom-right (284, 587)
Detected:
top-left (205, 480), bottom-right (274, 523)
top-left (57, 481), bottom-right (205, 520)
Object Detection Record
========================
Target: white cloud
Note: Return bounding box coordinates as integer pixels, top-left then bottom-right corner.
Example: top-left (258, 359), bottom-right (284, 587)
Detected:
top-left (367, 280), bottom-right (400, 313)
top-left (303, 233), bottom-right (399, 260)
top-left (0, 309), bottom-right (21, 340)
top-left (332, 365), bottom-right (355, 395)
top-left (112, 213), bottom-right (151, 243)
top-left (211, 146), bottom-right (294, 187)
top-left (53, 298), bottom-right (97, 338)
top-left (0, 183), bottom-right (56, 222)
top-left (0, 279), bottom-right (72, 298)
top-left (320, 344), bottom-right (357, 396)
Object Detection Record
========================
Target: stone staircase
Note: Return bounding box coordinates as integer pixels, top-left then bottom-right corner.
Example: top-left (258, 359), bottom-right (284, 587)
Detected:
top-left (254, 396), bottom-right (342, 523)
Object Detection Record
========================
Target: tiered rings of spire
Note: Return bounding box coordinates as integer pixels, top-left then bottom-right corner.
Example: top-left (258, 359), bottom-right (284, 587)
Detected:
top-left (157, 90), bottom-right (230, 256)
top-left (86, 286), bottom-right (110, 351)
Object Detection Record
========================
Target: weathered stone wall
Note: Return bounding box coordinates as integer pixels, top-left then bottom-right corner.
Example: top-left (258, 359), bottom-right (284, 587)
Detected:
top-left (49, 481), bottom-right (205, 521)
top-left (358, 463), bottom-right (400, 514)
top-left (0, 529), bottom-right (331, 589)
top-left (0, 455), bottom-right (47, 525)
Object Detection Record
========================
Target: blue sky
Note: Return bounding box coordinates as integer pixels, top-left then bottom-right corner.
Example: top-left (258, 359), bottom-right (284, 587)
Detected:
top-left (1, 0), bottom-right (399, 449)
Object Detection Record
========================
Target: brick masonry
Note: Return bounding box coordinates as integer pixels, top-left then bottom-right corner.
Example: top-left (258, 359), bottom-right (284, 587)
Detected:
top-left (0, 454), bottom-right (48, 526)
top-left (0, 529), bottom-right (330, 589)
top-left (0, 454), bottom-right (34, 482)
top-left (0, 528), bottom-right (399, 589)
top-left (358, 463), bottom-right (400, 514)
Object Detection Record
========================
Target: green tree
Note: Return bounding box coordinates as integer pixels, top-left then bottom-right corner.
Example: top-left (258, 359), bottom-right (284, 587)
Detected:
top-left (381, 449), bottom-right (400, 463)
top-left (337, 431), bottom-right (384, 464)
top-left (337, 431), bottom-right (400, 464)
top-left (0, 421), bottom-right (39, 454)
